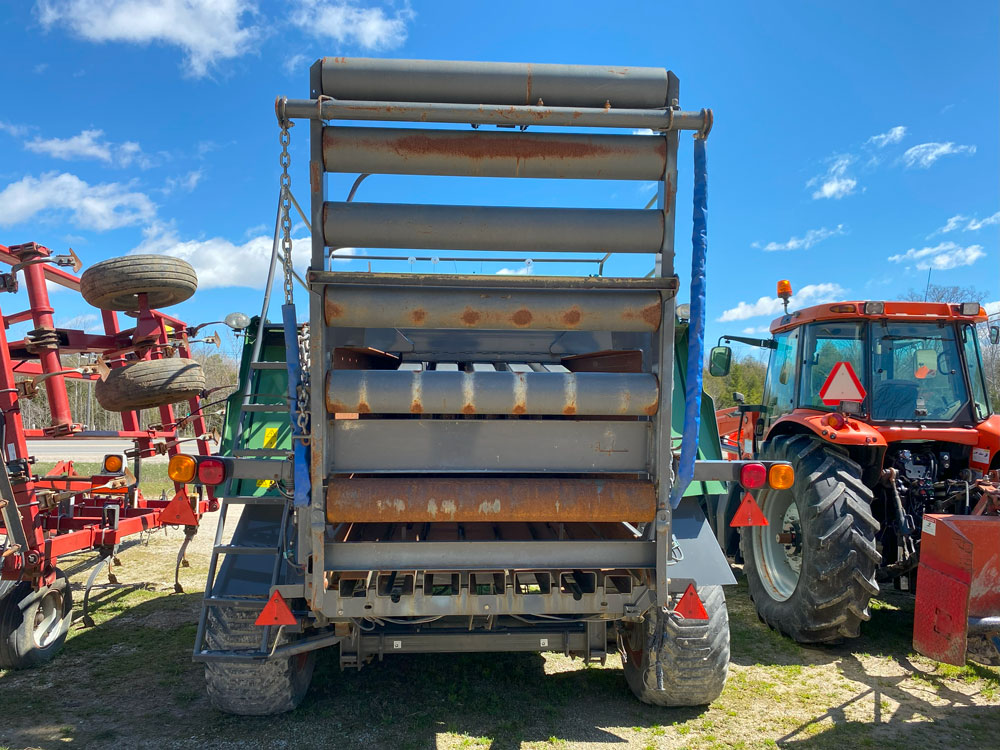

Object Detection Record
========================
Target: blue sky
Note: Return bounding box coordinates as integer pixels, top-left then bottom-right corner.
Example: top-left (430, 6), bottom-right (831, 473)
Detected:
top-left (1, 1), bottom-right (997, 352)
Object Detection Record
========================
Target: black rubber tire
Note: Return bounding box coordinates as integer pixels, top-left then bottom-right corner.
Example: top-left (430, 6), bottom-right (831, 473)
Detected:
top-left (0, 570), bottom-right (73, 669)
top-left (0, 579), bottom-right (15, 601)
top-left (95, 358), bottom-right (205, 412)
top-left (204, 606), bottom-right (316, 715)
top-left (80, 254), bottom-right (197, 311)
top-left (742, 434), bottom-right (880, 644)
top-left (620, 585), bottom-right (729, 706)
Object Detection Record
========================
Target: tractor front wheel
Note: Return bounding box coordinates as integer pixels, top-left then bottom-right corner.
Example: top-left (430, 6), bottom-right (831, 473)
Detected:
top-left (741, 434), bottom-right (880, 644)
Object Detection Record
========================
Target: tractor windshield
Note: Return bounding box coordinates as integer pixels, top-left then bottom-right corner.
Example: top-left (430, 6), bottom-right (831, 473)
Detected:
top-left (870, 321), bottom-right (970, 421)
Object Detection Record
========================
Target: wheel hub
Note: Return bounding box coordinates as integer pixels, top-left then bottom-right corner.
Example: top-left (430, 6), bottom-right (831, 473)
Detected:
top-left (754, 490), bottom-right (803, 601)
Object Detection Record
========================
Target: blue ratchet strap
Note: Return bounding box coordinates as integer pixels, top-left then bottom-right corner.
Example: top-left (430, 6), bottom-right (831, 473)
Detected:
top-left (669, 135), bottom-right (709, 509)
top-left (282, 304), bottom-right (311, 507)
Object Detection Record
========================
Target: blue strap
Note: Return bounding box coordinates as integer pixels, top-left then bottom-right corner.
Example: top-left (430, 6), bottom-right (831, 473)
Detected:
top-left (281, 304), bottom-right (311, 507)
top-left (670, 137), bottom-right (708, 509)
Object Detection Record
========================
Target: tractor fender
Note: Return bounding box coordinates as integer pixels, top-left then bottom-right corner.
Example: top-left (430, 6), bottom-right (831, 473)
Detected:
top-left (766, 410), bottom-right (887, 449)
top-left (974, 414), bottom-right (1000, 472)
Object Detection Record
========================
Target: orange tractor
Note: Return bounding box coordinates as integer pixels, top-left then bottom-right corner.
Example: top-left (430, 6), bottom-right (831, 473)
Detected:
top-left (709, 282), bottom-right (1000, 666)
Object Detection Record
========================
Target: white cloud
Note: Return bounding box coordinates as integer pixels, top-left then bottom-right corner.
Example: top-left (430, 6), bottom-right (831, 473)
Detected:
top-left (888, 241), bottom-right (985, 271)
top-left (718, 283), bottom-right (847, 322)
top-left (24, 128), bottom-right (154, 168)
top-left (929, 214), bottom-right (969, 237)
top-left (36, 0), bottom-right (258, 78)
top-left (865, 126), bottom-right (906, 148)
top-left (496, 265), bottom-right (533, 276)
top-left (163, 170), bottom-right (203, 194)
top-left (901, 142), bottom-right (976, 168)
top-left (283, 53), bottom-right (308, 75)
top-left (752, 224), bottom-right (845, 252)
top-left (0, 121), bottom-right (28, 137)
top-left (985, 301), bottom-right (1000, 316)
top-left (741, 325), bottom-right (770, 335)
top-left (966, 212), bottom-right (1000, 231)
top-left (0, 172), bottom-right (155, 230)
top-left (133, 222), bottom-right (311, 289)
top-left (58, 312), bottom-right (100, 331)
top-left (291, 1), bottom-right (414, 49)
top-left (808, 155), bottom-right (857, 200)
top-left (929, 211), bottom-right (1000, 236)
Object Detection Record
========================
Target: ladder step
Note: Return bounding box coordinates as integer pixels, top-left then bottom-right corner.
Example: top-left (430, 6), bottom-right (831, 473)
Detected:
top-left (223, 495), bottom-right (289, 506)
top-left (241, 404), bottom-right (288, 413)
top-left (251, 362), bottom-right (288, 370)
top-left (211, 545), bottom-right (280, 556)
top-left (233, 449), bottom-right (292, 457)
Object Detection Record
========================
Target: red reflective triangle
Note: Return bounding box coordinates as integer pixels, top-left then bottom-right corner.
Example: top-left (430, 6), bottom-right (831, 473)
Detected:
top-left (160, 488), bottom-right (198, 526)
top-left (673, 583), bottom-right (709, 620)
top-left (730, 492), bottom-right (769, 528)
top-left (819, 361), bottom-right (866, 405)
top-left (255, 590), bottom-right (297, 626)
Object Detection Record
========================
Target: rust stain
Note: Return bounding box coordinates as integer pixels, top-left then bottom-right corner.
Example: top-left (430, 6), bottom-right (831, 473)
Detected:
top-left (641, 302), bottom-right (661, 328)
top-left (563, 405), bottom-right (577, 416)
top-left (329, 400), bottom-right (349, 413)
top-left (510, 308), bottom-right (533, 327)
top-left (461, 404), bottom-right (476, 415)
top-left (512, 403), bottom-right (527, 415)
top-left (561, 307), bottom-right (582, 327)
top-left (357, 401), bottom-right (371, 414)
top-left (410, 400), bottom-right (423, 414)
top-left (460, 307), bottom-right (482, 326)
top-left (644, 403), bottom-right (658, 416)
top-left (525, 63), bottom-right (533, 105)
top-left (327, 302), bottom-right (344, 319)
top-left (410, 308), bottom-right (427, 325)
top-left (387, 132), bottom-right (623, 162)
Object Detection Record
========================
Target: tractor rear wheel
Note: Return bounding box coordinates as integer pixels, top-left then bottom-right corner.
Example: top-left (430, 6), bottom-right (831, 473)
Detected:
top-left (741, 434), bottom-right (880, 644)
top-left (95, 358), bottom-right (205, 412)
top-left (0, 571), bottom-right (73, 669)
top-left (204, 605), bottom-right (316, 715)
top-left (620, 585), bottom-right (729, 706)
top-left (80, 254), bottom-right (197, 311)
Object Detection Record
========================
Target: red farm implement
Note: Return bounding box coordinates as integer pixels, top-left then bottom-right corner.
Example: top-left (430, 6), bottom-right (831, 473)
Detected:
top-left (0, 241), bottom-right (219, 669)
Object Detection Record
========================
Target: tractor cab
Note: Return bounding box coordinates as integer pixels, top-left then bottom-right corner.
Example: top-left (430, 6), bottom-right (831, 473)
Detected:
top-left (709, 281), bottom-right (1000, 666)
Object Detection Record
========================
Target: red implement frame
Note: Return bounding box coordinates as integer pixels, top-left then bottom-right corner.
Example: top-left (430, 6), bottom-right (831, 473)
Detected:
top-left (913, 513), bottom-right (1000, 665)
top-left (0, 242), bottom-right (216, 589)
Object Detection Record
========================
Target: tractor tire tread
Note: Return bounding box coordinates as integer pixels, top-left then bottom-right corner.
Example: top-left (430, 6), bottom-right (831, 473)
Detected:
top-left (95, 358), bottom-right (204, 412)
top-left (80, 255), bottom-right (197, 311)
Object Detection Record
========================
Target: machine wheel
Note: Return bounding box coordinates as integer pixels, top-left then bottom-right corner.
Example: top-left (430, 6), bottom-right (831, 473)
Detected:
top-left (0, 571), bottom-right (73, 669)
top-left (742, 434), bottom-right (880, 644)
top-left (95, 358), bottom-right (205, 412)
top-left (620, 585), bottom-right (729, 706)
top-left (204, 606), bottom-right (316, 715)
top-left (80, 254), bottom-right (197, 311)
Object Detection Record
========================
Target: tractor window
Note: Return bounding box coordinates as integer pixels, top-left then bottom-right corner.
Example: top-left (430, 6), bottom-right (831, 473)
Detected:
top-left (762, 327), bottom-right (800, 427)
top-left (870, 322), bottom-right (969, 421)
top-left (962, 324), bottom-right (991, 420)
top-left (799, 321), bottom-right (866, 411)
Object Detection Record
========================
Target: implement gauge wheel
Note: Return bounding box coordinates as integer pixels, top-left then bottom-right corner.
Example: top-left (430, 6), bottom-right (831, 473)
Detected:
top-left (619, 585), bottom-right (729, 706)
top-left (742, 434), bottom-right (880, 644)
top-left (204, 605), bottom-right (316, 715)
top-left (80, 254), bottom-right (197, 311)
top-left (95, 358), bottom-right (205, 412)
top-left (0, 570), bottom-right (73, 669)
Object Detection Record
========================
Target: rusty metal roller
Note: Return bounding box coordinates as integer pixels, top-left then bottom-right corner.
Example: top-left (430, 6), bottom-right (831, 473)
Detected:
top-left (326, 477), bottom-right (657, 524)
top-left (322, 203), bottom-right (664, 254)
top-left (326, 370), bottom-right (659, 417)
top-left (320, 58), bottom-right (670, 109)
top-left (322, 127), bottom-right (667, 181)
top-left (324, 285), bottom-right (661, 331)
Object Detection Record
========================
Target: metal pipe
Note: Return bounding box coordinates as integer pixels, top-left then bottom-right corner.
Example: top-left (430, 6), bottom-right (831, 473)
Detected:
top-left (323, 285), bottom-right (661, 331)
top-left (281, 98), bottom-right (708, 131)
top-left (326, 370), bottom-right (659, 416)
top-left (322, 127), bottom-right (666, 181)
top-left (320, 57), bottom-right (669, 108)
top-left (21, 258), bottom-right (73, 428)
top-left (326, 477), bottom-right (656, 523)
top-left (323, 202), bottom-right (663, 254)
top-left (968, 616), bottom-right (1000, 634)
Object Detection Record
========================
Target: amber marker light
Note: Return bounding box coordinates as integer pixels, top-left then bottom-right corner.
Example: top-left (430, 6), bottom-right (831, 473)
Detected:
top-left (168, 454), bottom-right (196, 483)
top-left (769, 464), bottom-right (795, 490)
top-left (102, 454), bottom-right (124, 473)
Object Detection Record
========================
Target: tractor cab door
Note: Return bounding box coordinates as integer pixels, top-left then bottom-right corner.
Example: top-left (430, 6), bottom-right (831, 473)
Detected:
top-left (761, 327), bottom-right (801, 434)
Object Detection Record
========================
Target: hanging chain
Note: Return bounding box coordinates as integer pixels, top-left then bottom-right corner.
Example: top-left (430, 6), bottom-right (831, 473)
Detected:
top-left (279, 120), bottom-right (294, 306)
top-left (296, 323), bottom-right (311, 443)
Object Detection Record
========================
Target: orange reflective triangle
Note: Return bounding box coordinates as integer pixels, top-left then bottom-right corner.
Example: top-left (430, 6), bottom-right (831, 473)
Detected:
top-left (730, 492), bottom-right (769, 527)
top-left (255, 590), bottom-right (297, 626)
top-left (674, 583), bottom-right (709, 620)
top-left (160, 488), bottom-right (198, 526)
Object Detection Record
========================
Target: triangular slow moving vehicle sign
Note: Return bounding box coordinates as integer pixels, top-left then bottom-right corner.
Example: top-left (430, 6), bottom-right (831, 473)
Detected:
top-left (819, 361), bottom-right (866, 406)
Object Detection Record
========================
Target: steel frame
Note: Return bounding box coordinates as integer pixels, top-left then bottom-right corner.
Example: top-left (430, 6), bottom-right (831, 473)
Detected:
top-left (0, 242), bottom-right (215, 589)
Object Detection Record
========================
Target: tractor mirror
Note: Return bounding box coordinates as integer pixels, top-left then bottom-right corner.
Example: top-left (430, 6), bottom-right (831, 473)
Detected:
top-left (708, 346), bottom-right (732, 377)
top-left (991, 326), bottom-right (1000, 345)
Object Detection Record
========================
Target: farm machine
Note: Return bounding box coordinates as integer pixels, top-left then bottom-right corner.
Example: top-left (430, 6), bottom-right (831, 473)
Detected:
top-left (165, 56), bottom-right (794, 714)
top-left (709, 282), bottom-right (1000, 666)
top-left (0, 242), bottom-right (220, 668)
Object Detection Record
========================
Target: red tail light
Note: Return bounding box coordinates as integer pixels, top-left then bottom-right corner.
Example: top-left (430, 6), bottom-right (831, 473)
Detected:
top-left (197, 458), bottom-right (227, 486)
top-left (739, 463), bottom-right (767, 490)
